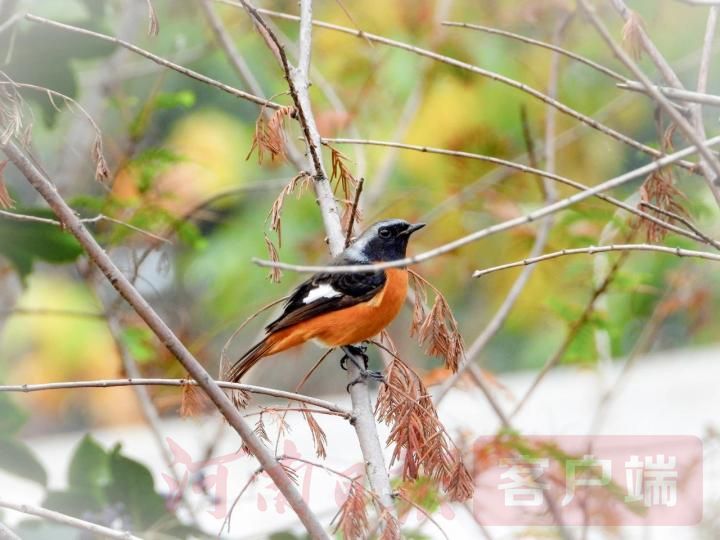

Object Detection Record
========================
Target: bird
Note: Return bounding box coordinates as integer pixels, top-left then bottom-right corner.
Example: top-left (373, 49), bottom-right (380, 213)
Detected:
top-left (225, 219), bottom-right (425, 386)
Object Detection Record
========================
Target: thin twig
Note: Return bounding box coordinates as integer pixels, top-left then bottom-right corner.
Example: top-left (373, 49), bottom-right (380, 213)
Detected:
top-left (237, 5), bottom-right (701, 173)
top-left (508, 253), bottom-right (629, 419)
top-left (473, 243), bottom-right (720, 277)
top-left (24, 13), bottom-right (281, 110)
top-left (364, 0), bottom-right (453, 208)
top-left (235, 0), bottom-right (397, 522)
top-left (638, 201), bottom-right (720, 249)
top-left (323, 138), bottom-right (717, 247)
top-left (607, 0), bottom-right (685, 89)
top-left (344, 177), bottom-right (364, 247)
top-left (0, 139), bottom-right (330, 540)
top-left (0, 377), bottom-right (351, 417)
top-left (442, 21), bottom-right (626, 81)
top-left (0, 210), bottom-right (171, 244)
top-left (436, 15), bottom-right (570, 404)
top-left (253, 134), bottom-right (720, 275)
top-left (579, 0), bottom-right (720, 206)
top-left (617, 81), bottom-right (720, 107)
top-left (0, 498), bottom-right (141, 540)
top-left (692, 6), bottom-right (719, 146)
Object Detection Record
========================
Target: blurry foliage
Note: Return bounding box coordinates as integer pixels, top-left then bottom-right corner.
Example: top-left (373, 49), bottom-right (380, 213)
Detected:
top-left (22, 434), bottom-right (195, 539)
top-left (0, 209), bottom-right (83, 282)
top-left (0, 0), bottom-right (718, 427)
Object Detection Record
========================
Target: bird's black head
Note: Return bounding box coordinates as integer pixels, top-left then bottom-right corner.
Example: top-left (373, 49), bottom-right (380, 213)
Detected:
top-left (345, 219), bottom-right (425, 262)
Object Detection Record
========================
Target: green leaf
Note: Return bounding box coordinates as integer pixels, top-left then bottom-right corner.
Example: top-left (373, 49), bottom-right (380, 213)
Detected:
top-left (106, 445), bottom-right (167, 529)
top-left (0, 209), bottom-right (83, 282)
top-left (120, 327), bottom-right (156, 364)
top-left (0, 437), bottom-right (47, 485)
top-left (154, 90), bottom-right (196, 110)
top-left (0, 394), bottom-right (28, 434)
top-left (68, 435), bottom-right (111, 494)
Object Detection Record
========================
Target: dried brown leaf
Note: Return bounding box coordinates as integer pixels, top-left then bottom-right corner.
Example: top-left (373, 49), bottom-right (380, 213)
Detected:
top-left (638, 166), bottom-right (687, 242)
top-left (180, 380), bottom-right (207, 417)
top-left (231, 388), bottom-right (250, 409)
top-left (622, 10), bottom-right (645, 60)
top-left (378, 510), bottom-right (401, 540)
top-left (445, 454), bottom-right (475, 501)
top-left (302, 409), bottom-right (328, 459)
top-left (378, 356), bottom-right (472, 500)
top-left (416, 293), bottom-right (464, 373)
top-left (0, 160), bottom-right (15, 209)
top-left (328, 144), bottom-right (358, 201)
top-left (247, 106), bottom-right (294, 164)
top-left (279, 460), bottom-right (300, 486)
top-left (253, 414), bottom-right (271, 444)
top-left (267, 172), bottom-right (312, 247)
top-left (263, 234), bottom-right (282, 283)
top-left (333, 481), bottom-right (369, 540)
top-left (92, 136), bottom-right (110, 183)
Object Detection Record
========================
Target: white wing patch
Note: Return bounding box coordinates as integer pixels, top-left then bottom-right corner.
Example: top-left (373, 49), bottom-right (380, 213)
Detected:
top-left (302, 283), bottom-right (342, 304)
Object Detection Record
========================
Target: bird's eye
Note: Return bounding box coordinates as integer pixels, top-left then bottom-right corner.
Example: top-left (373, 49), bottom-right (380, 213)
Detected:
top-left (378, 227), bottom-right (391, 238)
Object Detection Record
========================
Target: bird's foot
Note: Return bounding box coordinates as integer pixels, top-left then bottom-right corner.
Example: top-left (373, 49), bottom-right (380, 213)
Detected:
top-left (346, 369), bottom-right (385, 392)
top-left (339, 344), bottom-right (370, 371)
top-left (341, 345), bottom-right (383, 391)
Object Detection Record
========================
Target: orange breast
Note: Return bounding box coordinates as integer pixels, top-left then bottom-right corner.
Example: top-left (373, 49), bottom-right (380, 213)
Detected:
top-left (264, 268), bottom-right (409, 353)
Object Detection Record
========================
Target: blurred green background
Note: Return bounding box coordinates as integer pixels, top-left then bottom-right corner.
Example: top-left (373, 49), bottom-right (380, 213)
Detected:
top-left (1, 0), bottom-right (719, 435)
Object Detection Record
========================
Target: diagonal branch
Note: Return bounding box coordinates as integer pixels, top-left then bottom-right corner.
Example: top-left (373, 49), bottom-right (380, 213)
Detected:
top-left (228, 0), bottom-right (396, 522)
top-left (472, 243), bottom-right (720, 278)
top-left (579, 0), bottom-right (720, 207)
top-left (24, 13), bottom-right (281, 110)
top-left (442, 20), bottom-right (626, 82)
top-left (253, 134), bottom-right (720, 275)
top-left (0, 497), bottom-right (141, 540)
top-left (240, 5), bottom-right (701, 174)
top-left (0, 139), bottom-right (330, 540)
top-left (324, 138), bottom-right (717, 247)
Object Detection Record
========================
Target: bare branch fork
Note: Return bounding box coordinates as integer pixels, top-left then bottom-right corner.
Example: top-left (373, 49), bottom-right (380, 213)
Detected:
top-left (0, 139), bottom-right (330, 540)
top-left (472, 243), bottom-right (720, 277)
top-left (578, 0), bottom-right (720, 207)
top-left (24, 14), bottom-right (281, 110)
top-left (324, 138), bottom-right (719, 247)
top-left (234, 0), bottom-right (397, 524)
top-left (254, 133), bottom-right (720, 275)
top-left (240, 5), bottom-right (701, 174)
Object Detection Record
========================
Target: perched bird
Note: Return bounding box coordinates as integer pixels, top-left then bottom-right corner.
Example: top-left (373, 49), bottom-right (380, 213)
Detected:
top-left (226, 219), bottom-right (425, 384)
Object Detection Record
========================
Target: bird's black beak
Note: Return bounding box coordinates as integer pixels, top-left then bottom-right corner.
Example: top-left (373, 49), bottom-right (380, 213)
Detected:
top-left (403, 222), bottom-right (426, 236)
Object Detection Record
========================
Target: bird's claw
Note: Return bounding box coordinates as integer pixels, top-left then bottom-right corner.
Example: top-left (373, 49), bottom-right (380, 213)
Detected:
top-left (346, 369), bottom-right (385, 392)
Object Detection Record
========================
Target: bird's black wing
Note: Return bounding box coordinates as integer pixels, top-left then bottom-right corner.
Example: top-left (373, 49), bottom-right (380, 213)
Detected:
top-left (265, 264), bottom-right (386, 333)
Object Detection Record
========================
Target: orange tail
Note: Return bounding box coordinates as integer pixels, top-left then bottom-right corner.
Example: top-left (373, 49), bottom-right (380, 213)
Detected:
top-left (225, 337), bottom-right (275, 383)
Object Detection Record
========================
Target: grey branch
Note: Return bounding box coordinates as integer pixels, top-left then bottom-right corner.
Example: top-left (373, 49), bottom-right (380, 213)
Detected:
top-left (0, 377), bottom-right (351, 416)
top-left (443, 21), bottom-right (626, 81)
top-left (617, 81), bottom-right (720, 107)
top-left (0, 139), bottom-right (329, 540)
top-left (472, 243), bottom-right (720, 277)
top-left (324, 138), bottom-right (716, 247)
top-left (242, 5), bottom-right (700, 173)
top-left (24, 13), bottom-right (281, 110)
top-left (253, 134), bottom-right (720, 275)
top-left (0, 497), bottom-right (141, 540)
